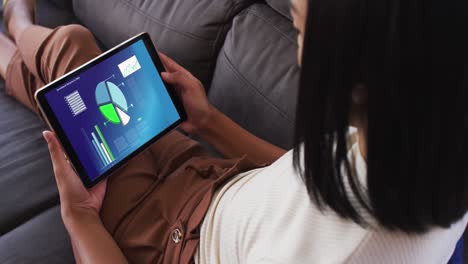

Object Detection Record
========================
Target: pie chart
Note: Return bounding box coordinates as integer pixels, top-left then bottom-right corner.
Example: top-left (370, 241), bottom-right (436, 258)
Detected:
top-left (95, 81), bottom-right (130, 126)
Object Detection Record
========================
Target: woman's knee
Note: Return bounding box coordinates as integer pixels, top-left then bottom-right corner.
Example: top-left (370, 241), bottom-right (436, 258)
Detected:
top-left (44, 24), bottom-right (101, 80)
top-left (54, 24), bottom-right (96, 47)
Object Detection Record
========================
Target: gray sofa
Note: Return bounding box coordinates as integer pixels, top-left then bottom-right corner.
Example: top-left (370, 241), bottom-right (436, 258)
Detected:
top-left (0, 0), bottom-right (299, 262)
top-left (1, 1), bottom-right (465, 263)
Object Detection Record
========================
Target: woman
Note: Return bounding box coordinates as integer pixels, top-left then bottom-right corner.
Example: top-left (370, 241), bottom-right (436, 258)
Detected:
top-left (1, 0), bottom-right (466, 262)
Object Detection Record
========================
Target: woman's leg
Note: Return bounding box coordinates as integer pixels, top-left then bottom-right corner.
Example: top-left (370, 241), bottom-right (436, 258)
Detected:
top-left (0, 20), bottom-right (211, 233)
top-left (101, 130), bottom-right (210, 234)
top-left (3, 0), bottom-right (36, 44)
top-left (0, 33), bottom-right (16, 78)
top-left (3, 24), bottom-right (101, 114)
top-left (0, 0), bottom-right (100, 112)
top-left (0, 3), bottom-right (214, 251)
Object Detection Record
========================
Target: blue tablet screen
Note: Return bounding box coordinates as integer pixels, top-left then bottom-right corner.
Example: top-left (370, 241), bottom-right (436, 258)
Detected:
top-left (44, 39), bottom-right (180, 181)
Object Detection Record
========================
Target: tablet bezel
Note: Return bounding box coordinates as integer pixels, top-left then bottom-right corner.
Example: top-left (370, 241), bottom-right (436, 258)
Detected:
top-left (35, 32), bottom-right (187, 188)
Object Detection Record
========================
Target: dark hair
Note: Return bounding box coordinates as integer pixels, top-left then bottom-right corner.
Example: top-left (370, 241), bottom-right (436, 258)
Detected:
top-left (293, 0), bottom-right (468, 233)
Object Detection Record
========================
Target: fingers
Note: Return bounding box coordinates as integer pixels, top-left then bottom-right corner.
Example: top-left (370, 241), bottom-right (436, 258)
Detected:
top-left (43, 131), bottom-right (72, 186)
top-left (158, 52), bottom-right (187, 73)
top-left (158, 52), bottom-right (172, 71)
top-left (161, 71), bottom-right (192, 94)
top-left (43, 131), bottom-right (67, 169)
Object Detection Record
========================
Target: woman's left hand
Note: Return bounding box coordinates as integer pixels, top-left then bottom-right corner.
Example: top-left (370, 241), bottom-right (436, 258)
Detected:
top-left (158, 52), bottom-right (214, 136)
top-left (43, 131), bottom-right (107, 226)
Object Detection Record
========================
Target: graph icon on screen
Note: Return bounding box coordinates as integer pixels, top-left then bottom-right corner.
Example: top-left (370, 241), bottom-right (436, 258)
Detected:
top-left (95, 81), bottom-right (131, 126)
top-left (89, 124), bottom-right (115, 167)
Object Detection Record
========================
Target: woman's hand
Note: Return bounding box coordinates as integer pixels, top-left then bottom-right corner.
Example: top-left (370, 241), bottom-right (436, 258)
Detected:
top-left (43, 131), bottom-right (107, 227)
top-left (44, 131), bottom-right (128, 263)
top-left (158, 53), bottom-right (285, 164)
top-left (159, 53), bottom-right (214, 135)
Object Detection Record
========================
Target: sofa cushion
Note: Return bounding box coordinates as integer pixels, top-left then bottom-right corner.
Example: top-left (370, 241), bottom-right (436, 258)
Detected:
top-left (208, 4), bottom-right (300, 149)
top-left (41, 0), bottom-right (74, 14)
top-left (0, 0), bottom-right (75, 238)
top-left (0, 0), bottom-right (77, 235)
top-left (0, 206), bottom-right (73, 264)
top-left (265, 0), bottom-right (292, 20)
top-left (0, 82), bottom-right (60, 235)
top-left (37, 0), bottom-right (78, 28)
top-left (72, 0), bottom-right (256, 88)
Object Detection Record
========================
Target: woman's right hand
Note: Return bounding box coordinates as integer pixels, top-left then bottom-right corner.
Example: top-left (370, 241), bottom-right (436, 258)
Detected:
top-left (159, 53), bottom-right (214, 135)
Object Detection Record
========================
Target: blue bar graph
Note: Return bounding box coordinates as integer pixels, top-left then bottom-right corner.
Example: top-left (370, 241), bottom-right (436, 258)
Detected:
top-left (92, 139), bottom-right (107, 166)
top-left (91, 132), bottom-right (110, 166)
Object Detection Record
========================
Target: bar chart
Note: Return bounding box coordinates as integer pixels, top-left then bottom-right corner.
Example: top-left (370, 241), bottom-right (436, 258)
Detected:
top-left (90, 124), bottom-right (115, 167)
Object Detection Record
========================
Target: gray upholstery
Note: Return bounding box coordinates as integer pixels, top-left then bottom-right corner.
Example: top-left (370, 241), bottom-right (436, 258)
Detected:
top-left (265, 0), bottom-right (293, 20)
top-left (0, 0), bottom-right (300, 261)
top-left (36, 0), bottom-right (77, 27)
top-left (72, 0), bottom-right (256, 88)
top-left (0, 81), bottom-right (57, 235)
top-left (46, 0), bottom-right (73, 11)
top-left (208, 4), bottom-right (300, 149)
top-left (0, 0), bottom-right (466, 262)
top-left (0, 207), bottom-right (73, 264)
top-left (0, 0), bottom-right (75, 262)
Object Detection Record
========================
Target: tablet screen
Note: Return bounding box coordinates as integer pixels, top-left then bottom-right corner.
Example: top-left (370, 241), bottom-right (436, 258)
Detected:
top-left (43, 39), bottom-right (181, 182)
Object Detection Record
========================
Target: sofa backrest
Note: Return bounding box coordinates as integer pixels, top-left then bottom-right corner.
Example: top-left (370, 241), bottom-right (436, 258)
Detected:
top-left (72, 0), bottom-right (256, 88)
top-left (47, 0), bottom-right (73, 11)
top-left (73, 0), bottom-right (300, 150)
top-left (265, 0), bottom-right (293, 20)
top-left (208, 4), bottom-right (299, 149)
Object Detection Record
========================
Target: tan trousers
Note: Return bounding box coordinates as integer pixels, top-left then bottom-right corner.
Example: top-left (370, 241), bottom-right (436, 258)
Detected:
top-left (5, 24), bottom-right (259, 263)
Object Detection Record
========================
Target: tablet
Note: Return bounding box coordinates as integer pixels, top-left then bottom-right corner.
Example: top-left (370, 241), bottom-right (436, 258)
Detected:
top-left (35, 33), bottom-right (186, 188)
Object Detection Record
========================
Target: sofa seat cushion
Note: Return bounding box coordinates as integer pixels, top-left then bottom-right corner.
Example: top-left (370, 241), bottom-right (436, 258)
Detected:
top-left (72, 0), bottom-right (257, 88)
top-left (0, 2), bottom-right (77, 262)
top-left (208, 4), bottom-right (300, 149)
top-left (0, 0), bottom-right (81, 234)
top-left (0, 206), bottom-right (73, 264)
top-left (0, 83), bottom-right (60, 235)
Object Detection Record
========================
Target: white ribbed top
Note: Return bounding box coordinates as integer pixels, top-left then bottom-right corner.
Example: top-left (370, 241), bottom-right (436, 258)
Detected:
top-left (194, 143), bottom-right (467, 263)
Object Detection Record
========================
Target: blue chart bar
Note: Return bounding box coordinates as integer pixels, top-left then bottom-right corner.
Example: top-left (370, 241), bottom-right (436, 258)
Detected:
top-left (92, 139), bottom-right (107, 166)
top-left (91, 132), bottom-right (110, 166)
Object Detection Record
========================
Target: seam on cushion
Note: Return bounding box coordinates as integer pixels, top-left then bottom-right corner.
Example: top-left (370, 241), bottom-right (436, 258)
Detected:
top-left (211, 3), bottom-right (297, 89)
top-left (212, 1), bottom-right (243, 62)
top-left (220, 50), bottom-right (293, 124)
top-left (0, 196), bottom-right (60, 237)
top-left (119, 0), bottom-right (217, 42)
top-left (212, 0), bottom-right (260, 54)
top-left (235, 7), bottom-right (297, 44)
top-left (213, 1), bottom-right (242, 52)
top-left (265, 0), bottom-right (293, 21)
top-left (208, 0), bottom-right (257, 88)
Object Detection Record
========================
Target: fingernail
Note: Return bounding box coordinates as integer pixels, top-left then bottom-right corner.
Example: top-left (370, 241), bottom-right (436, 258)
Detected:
top-left (42, 131), bottom-right (50, 142)
top-left (161, 72), bottom-right (169, 78)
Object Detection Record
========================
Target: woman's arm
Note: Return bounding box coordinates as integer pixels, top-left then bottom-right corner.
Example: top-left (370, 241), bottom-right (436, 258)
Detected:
top-left (159, 53), bottom-right (286, 164)
top-left (71, 238), bottom-right (82, 264)
top-left (43, 131), bottom-right (127, 263)
top-left (65, 209), bottom-right (127, 264)
top-left (198, 107), bottom-right (286, 164)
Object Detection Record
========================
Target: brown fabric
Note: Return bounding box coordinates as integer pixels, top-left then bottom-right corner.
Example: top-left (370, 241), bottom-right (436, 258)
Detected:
top-left (5, 24), bottom-right (101, 114)
top-left (102, 133), bottom-right (259, 263)
top-left (5, 24), bottom-right (263, 263)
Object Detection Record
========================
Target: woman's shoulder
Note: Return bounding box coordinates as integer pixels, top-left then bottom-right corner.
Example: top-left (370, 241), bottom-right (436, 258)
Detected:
top-left (214, 148), bottom-right (371, 263)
